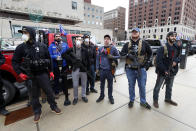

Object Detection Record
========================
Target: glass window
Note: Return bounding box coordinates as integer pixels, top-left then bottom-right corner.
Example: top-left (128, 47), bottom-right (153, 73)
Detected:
top-left (160, 35), bottom-right (163, 39)
top-left (88, 21), bottom-right (90, 24)
top-left (13, 25), bottom-right (22, 38)
top-left (72, 1), bottom-right (77, 10)
top-left (92, 15), bottom-right (95, 18)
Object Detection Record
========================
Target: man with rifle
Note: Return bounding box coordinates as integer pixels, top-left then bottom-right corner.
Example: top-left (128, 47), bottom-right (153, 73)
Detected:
top-left (120, 28), bottom-right (152, 109)
top-left (12, 26), bottom-right (61, 123)
top-left (96, 35), bottom-right (120, 104)
top-left (62, 36), bottom-right (90, 105)
top-left (153, 32), bottom-right (180, 108)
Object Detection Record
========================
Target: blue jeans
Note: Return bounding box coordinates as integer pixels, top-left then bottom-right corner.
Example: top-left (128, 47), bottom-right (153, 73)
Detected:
top-left (99, 69), bottom-right (113, 99)
top-left (153, 74), bottom-right (174, 101)
top-left (86, 65), bottom-right (96, 91)
top-left (125, 68), bottom-right (147, 104)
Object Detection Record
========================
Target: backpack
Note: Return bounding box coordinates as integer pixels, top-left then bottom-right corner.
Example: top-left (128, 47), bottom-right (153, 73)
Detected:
top-left (154, 45), bottom-right (168, 67)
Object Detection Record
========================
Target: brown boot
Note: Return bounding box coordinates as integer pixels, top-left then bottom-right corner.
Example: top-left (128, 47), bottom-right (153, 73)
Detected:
top-left (165, 99), bottom-right (178, 106)
top-left (34, 113), bottom-right (41, 123)
top-left (153, 101), bottom-right (159, 108)
top-left (52, 107), bottom-right (62, 115)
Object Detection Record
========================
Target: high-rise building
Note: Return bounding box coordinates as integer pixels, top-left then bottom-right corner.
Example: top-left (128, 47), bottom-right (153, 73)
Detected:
top-left (104, 7), bottom-right (126, 41)
top-left (128, 0), bottom-right (196, 40)
top-left (81, 1), bottom-right (104, 29)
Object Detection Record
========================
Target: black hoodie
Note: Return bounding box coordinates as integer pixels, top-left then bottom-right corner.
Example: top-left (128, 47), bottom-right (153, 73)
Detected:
top-left (12, 26), bottom-right (52, 75)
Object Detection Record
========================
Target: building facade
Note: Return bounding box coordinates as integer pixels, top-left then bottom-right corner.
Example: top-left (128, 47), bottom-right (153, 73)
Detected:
top-left (128, 0), bottom-right (196, 40)
top-left (80, 2), bottom-right (104, 29)
top-left (0, 0), bottom-right (112, 44)
top-left (104, 7), bottom-right (126, 41)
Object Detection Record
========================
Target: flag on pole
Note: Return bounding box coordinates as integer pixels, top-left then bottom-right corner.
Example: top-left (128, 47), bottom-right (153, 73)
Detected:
top-left (59, 24), bottom-right (67, 35)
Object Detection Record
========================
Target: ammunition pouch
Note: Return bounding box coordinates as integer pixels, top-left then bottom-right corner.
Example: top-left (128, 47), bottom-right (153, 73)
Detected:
top-left (25, 59), bottom-right (50, 71)
top-left (126, 55), bottom-right (145, 68)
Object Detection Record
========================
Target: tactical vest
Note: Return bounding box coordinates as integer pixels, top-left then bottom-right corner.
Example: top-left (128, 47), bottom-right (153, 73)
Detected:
top-left (154, 45), bottom-right (168, 67)
top-left (23, 43), bottom-right (50, 72)
top-left (126, 40), bottom-right (146, 66)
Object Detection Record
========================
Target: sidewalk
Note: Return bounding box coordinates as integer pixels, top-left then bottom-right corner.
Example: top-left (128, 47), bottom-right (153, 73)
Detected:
top-left (0, 55), bottom-right (196, 131)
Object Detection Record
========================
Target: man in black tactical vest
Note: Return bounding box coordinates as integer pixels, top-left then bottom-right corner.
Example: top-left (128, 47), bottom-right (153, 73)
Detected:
top-left (120, 28), bottom-right (152, 109)
top-left (12, 26), bottom-right (61, 123)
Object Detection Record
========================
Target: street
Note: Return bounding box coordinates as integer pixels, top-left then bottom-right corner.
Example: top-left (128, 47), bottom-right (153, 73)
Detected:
top-left (0, 55), bottom-right (196, 131)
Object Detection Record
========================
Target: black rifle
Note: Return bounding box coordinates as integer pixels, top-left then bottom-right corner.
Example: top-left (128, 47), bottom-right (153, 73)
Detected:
top-left (20, 57), bottom-right (34, 106)
top-left (128, 48), bottom-right (141, 77)
top-left (162, 56), bottom-right (174, 89)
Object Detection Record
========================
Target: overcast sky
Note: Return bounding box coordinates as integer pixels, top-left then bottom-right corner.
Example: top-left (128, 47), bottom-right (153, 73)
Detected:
top-left (91, 0), bottom-right (129, 30)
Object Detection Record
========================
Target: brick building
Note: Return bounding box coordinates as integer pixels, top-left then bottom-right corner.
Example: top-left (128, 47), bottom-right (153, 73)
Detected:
top-left (128, 0), bottom-right (196, 40)
top-left (104, 7), bottom-right (126, 41)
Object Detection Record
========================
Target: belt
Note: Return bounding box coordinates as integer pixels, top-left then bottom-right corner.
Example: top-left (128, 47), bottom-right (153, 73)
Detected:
top-left (125, 64), bottom-right (139, 69)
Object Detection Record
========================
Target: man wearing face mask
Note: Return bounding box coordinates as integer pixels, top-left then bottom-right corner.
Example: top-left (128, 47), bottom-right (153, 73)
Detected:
top-left (120, 28), bottom-right (152, 109)
top-left (153, 32), bottom-right (180, 108)
top-left (12, 26), bottom-right (61, 123)
top-left (82, 34), bottom-right (98, 95)
top-left (96, 35), bottom-right (120, 104)
top-left (48, 33), bottom-right (71, 106)
top-left (65, 36), bottom-right (89, 105)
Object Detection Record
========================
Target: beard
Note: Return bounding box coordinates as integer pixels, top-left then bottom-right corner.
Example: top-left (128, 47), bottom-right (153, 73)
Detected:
top-left (168, 38), bottom-right (176, 44)
top-left (131, 36), bottom-right (139, 40)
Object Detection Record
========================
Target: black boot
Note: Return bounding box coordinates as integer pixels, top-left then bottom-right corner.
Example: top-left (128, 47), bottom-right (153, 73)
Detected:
top-left (64, 97), bottom-right (71, 106)
top-left (0, 107), bottom-right (10, 116)
top-left (86, 88), bottom-right (90, 95)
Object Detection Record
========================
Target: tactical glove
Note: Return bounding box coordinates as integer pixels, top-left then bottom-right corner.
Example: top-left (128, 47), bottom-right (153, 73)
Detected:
top-left (50, 72), bottom-right (54, 80)
top-left (17, 73), bottom-right (28, 82)
top-left (107, 54), bottom-right (114, 59)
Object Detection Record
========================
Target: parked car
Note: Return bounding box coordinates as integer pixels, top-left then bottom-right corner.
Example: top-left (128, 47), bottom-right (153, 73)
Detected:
top-left (189, 41), bottom-right (196, 55)
top-left (145, 39), bottom-right (163, 66)
top-left (0, 32), bottom-right (80, 105)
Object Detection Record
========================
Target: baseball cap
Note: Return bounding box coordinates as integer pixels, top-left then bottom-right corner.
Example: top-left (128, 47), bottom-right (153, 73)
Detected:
top-left (131, 28), bottom-right (140, 32)
top-left (104, 34), bottom-right (111, 40)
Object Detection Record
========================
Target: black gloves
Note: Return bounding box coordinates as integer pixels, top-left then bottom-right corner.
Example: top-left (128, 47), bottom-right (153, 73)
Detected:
top-left (107, 54), bottom-right (114, 59)
top-left (127, 54), bottom-right (135, 60)
top-left (145, 61), bottom-right (151, 71)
